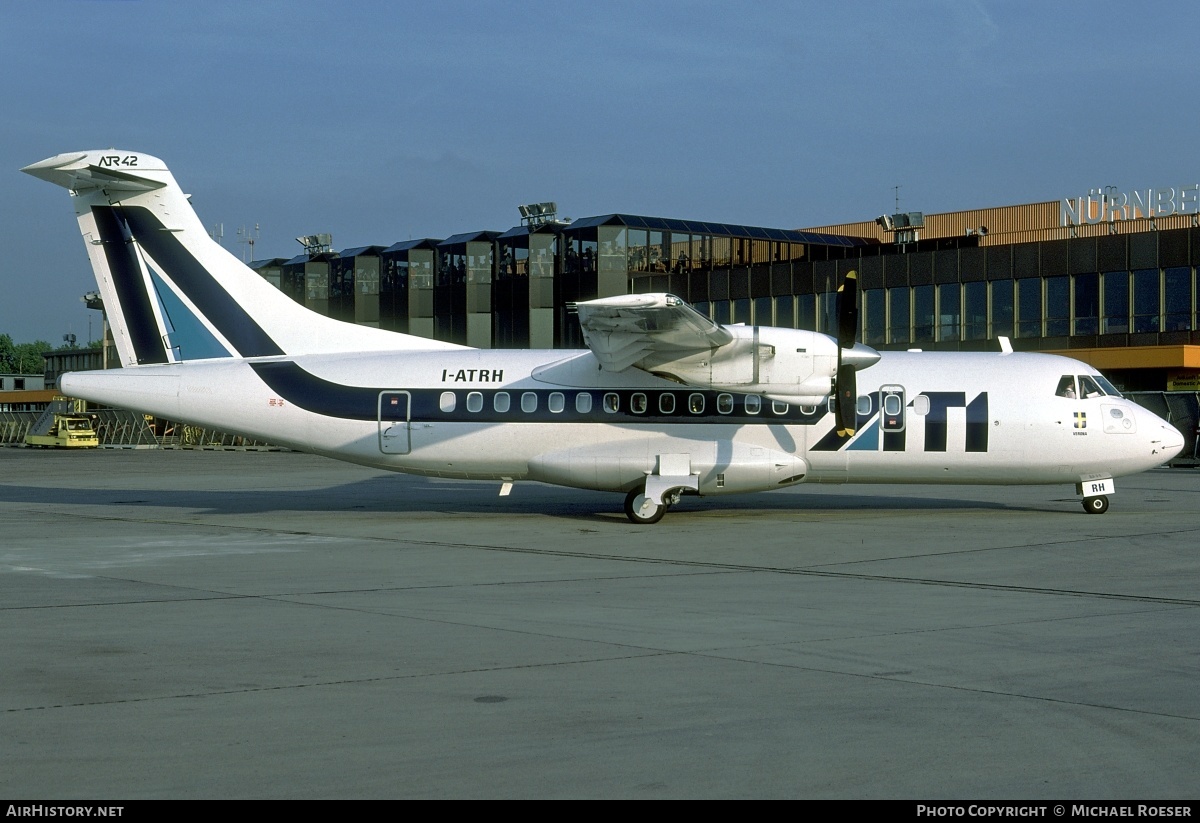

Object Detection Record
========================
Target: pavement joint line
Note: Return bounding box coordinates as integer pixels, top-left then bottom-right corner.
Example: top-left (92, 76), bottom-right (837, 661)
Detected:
top-left (7, 644), bottom-right (1198, 725)
top-left (6, 507), bottom-right (1200, 608)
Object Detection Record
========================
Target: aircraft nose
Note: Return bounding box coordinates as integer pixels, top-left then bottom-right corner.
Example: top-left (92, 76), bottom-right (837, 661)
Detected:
top-left (1130, 404), bottom-right (1185, 464)
top-left (1158, 423), bottom-right (1186, 459)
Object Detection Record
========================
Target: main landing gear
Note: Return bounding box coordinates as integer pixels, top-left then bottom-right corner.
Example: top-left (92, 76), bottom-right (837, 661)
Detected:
top-left (623, 455), bottom-right (701, 524)
top-left (624, 488), bottom-right (666, 524)
top-left (1082, 495), bottom-right (1110, 515)
top-left (623, 486), bottom-right (687, 525)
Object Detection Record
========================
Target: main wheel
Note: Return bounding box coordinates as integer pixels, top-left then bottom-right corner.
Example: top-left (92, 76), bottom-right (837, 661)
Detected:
top-left (624, 488), bottom-right (666, 525)
top-left (1082, 495), bottom-right (1110, 514)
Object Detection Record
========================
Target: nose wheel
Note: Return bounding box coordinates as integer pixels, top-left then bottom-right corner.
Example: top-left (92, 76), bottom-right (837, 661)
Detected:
top-left (1082, 495), bottom-right (1110, 514)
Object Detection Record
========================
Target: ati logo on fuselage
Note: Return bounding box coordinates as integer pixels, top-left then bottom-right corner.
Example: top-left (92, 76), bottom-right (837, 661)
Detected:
top-left (98, 155), bottom-right (139, 168)
top-left (814, 391), bottom-right (989, 453)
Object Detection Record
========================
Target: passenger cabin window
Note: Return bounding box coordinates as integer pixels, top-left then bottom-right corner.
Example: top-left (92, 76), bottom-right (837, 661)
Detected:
top-left (856, 395), bottom-right (871, 416)
top-left (466, 392), bottom-right (483, 413)
top-left (631, 393), bottom-right (647, 414)
top-left (521, 392), bottom-right (537, 412)
top-left (717, 393), bottom-right (734, 414)
top-left (745, 395), bottom-right (761, 414)
top-left (494, 392), bottom-right (511, 413)
top-left (576, 393), bottom-right (593, 413)
top-left (439, 391), bottom-right (456, 412)
top-left (659, 393), bottom-right (676, 414)
top-left (1056, 375), bottom-right (1078, 399)
top-left (689, 393), bottom-right (705, 414)
top-left (603, 393), bottom-right (619, 413)
top-left (772, 400), bottom-right (789, 415)
top-left (548, 392), bottom-right (565, 413)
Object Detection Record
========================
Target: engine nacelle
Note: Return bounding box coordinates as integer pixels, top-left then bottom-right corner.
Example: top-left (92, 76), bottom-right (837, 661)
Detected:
top-left (638, 325), bottom-right (841, 406)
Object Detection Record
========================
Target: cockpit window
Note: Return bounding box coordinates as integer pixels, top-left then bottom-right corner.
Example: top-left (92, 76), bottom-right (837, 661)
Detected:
top-left (1057, 373), bottom-right (1120, 399)
top-left (1078, 375), bottom-right (1105, 399)
top-left (1093, 374), bottom-right (1123, 398)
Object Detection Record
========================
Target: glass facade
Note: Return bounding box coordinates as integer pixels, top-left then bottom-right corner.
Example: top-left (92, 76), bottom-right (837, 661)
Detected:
top-left (888, 287), bottom-right (909, 345)
top-left (1133, 269), bottom-right (1160, 334)
top-left (963, 281), bottom-right (987, 340)
top-left (1165, 267), bottom-right (1192, 331)
top-left (990, 281), bottom-right (1013, 339)
top-left (255, 215), bottom-right (1199, 390)
top-left (937, 282), bottom-right (960, 341)
top-left (1045, 276), bottom-right (1069, 338)
top-left (1103, 271), bottom-right (1129, 334)
top-left (1073, 273), bottom-right (1098, 335)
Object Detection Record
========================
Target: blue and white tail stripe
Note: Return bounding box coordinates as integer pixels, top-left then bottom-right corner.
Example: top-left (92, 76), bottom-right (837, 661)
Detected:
top-left (92, 203), bottom-right (280, 360)
top-left (23, 149), bottom-right (463, 368)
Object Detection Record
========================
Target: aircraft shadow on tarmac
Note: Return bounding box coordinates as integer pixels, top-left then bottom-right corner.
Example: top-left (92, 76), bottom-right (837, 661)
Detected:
top-left (0, 474), bottom-right (1047, 521)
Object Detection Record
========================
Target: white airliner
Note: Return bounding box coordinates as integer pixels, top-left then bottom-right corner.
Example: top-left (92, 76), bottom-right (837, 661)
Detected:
top-left (22, 150), bottom-right (1185, 523)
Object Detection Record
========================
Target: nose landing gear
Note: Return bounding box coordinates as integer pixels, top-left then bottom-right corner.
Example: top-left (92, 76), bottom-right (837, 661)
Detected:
top-left (1077, 478), bottom-right (1114, 515)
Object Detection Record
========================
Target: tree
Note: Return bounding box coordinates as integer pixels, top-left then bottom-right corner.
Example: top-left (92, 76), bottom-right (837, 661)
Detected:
top-left (0, 334), bottom-right (52, 375)
top-left (0, 334), bottom-right (14, 373)
top-left (16, 341), bottom-right (51, 374)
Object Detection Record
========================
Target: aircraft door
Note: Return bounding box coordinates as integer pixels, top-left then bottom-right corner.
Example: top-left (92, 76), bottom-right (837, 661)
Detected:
top-left (879, 385), bottom-right (906, 451)
top-left (378, 391), bottom-right (411, 454)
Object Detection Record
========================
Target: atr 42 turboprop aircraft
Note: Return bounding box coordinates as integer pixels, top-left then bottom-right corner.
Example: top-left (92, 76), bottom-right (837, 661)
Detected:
top-left (23, 150), bottom-right (1185, 523)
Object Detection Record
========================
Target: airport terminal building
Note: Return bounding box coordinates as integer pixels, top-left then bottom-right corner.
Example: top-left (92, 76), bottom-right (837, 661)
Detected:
top-left (251, 186), bottom-right (1200, 394)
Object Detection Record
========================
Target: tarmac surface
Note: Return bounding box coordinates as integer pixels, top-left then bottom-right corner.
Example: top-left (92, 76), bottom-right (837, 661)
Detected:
top-left (1, 448), bottom-right (1198, 799)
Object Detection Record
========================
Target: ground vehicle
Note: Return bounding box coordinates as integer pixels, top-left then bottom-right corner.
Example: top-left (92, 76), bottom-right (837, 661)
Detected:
top-left (25, 398), bottom-right (98, 448)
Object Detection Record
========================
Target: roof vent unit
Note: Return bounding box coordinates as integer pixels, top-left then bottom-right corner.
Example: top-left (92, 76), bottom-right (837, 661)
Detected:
top-left (877, 212), bottom-right (923, 248)
top-left (296, 233), bottom-right (333, 256)
top-left (518, 202), bottom-right (570, 229)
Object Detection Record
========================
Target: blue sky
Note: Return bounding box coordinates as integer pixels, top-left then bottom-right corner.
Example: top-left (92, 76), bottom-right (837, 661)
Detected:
top-left (3, 0), bottom-right (1198, 344)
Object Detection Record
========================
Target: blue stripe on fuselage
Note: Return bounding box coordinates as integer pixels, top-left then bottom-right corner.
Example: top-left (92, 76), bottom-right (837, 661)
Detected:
top-left (249, 361), bottom-right (829, 425)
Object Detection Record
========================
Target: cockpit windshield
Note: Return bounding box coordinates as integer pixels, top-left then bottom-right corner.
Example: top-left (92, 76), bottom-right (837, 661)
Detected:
top-left (1055, 375), bottom-right (1077, 398)
top-left (1078, 375), bottom-right (1105, 399)
top-left (1093, 374), bottom-right (1123, 398)
top-left (1056, 373), bottom-right (1121, 399)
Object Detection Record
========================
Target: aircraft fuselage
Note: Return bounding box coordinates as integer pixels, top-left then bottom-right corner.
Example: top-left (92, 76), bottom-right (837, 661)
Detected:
top-left (61, 347), bottom-right (1182, 499)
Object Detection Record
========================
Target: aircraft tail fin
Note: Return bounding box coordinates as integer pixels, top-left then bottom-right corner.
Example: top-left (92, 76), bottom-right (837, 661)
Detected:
top-left (22, 150), bottom-right (462, 366)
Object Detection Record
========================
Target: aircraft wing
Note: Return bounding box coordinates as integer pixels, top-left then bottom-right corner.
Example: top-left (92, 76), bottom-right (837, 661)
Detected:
top-left (574, 293), bottom-right (734, 372)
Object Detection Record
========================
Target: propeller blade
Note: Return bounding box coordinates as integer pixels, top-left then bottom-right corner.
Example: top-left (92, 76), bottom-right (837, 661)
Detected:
top-left (836, 363), bottom-right (857, 437)
top-left (836, 270), bottom-right (858, 350)
top-left (834, 269), bottom-right (861, 436)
